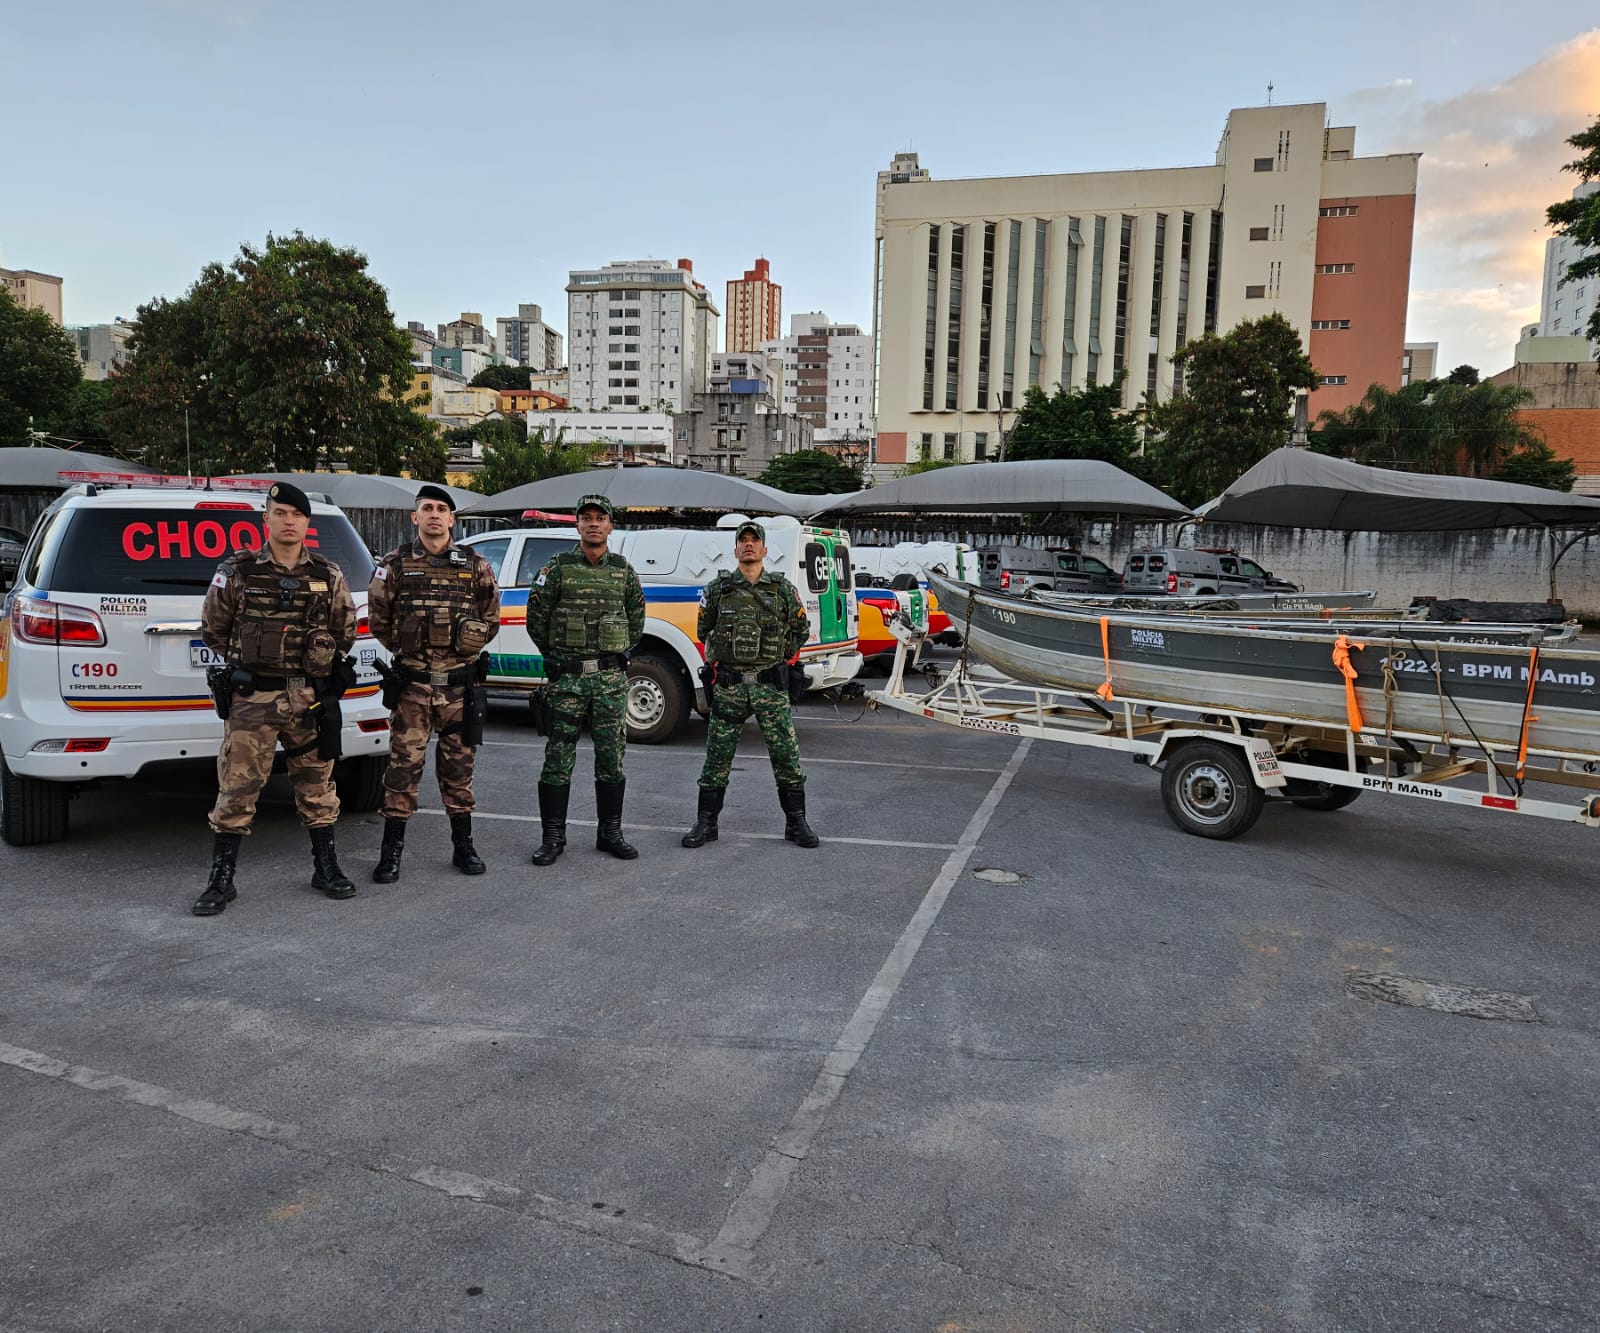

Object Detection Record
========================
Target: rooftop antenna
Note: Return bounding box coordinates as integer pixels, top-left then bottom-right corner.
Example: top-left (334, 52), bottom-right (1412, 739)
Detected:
top-left (1266, 82), bottom-right (1274, 105)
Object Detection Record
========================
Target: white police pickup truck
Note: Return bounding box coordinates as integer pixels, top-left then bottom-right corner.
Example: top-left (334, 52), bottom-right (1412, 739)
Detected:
top-left (0, 478), bottom-right (392, 846)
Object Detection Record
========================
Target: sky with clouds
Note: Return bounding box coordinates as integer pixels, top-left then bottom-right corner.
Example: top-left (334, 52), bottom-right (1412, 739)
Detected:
top-left (3, 2), bottom-right (1596, 377)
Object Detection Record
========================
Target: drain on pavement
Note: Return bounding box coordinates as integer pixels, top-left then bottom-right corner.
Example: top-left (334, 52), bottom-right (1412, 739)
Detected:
top-left (971, 868), bottom-right (1028, 885)
top-left (1345, 970), bottom-right (1541, 1022)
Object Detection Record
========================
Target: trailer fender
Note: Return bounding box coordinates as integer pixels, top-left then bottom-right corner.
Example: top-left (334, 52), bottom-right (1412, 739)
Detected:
top-left (1149, 731), bottom-right (1287, 790)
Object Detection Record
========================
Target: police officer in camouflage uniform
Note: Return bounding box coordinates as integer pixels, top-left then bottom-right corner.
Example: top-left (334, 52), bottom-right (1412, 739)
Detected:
top-left (367, 484), bottom-right (501, 884)
top-left (681, 519), bottom-right (819, 850)
top-left (526, 494), bottom-right (647, 865)
top-left (194, 480), bottom-right (358, 916)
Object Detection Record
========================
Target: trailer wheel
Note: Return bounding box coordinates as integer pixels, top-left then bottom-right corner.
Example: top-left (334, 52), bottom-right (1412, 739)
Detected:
top-left (1285, 752), bottom-right (1366, 812)
top-left (1160, 741), bottom-right (1264, 839)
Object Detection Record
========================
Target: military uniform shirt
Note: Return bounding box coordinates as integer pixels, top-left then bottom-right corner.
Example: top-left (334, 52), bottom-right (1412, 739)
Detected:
top-left (698, 569), bottom-right (808, 668)
top-left (525, 546), bottom-right (645, 661)
top-left (201, 547), bottom-right (356, 665)
top-left (368, 537), bottom-right (501, 670)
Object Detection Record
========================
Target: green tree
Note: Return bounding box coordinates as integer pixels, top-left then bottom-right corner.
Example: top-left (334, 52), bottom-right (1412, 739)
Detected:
top-left (108, 232), bottom-right (426, 473)
top-left (898, 457), bottom-right (962, 477)
top-left (1003, 378), bottom-right (1141, 466)
top-left (1493, 441), bottom-right (1576, 491)
top-left (1315, 379), bottom-right (1544, 478)
top-left (468, 364), bottom-right (533, 391)
top-left (464, 421), bottom-right (604, 495)
top-left (1445, 364), bottom-right (1480, 386)
top-left (40, 378), bottom-right (115, 451)
top-left (756, 448), bottom-right (862, 494)
top-left (1546, 116), bottom-right (1600, 352)
top-left (1144, 313), bottom-right (1316, 505)
top-left (0, 289), bottom-right (83, 447)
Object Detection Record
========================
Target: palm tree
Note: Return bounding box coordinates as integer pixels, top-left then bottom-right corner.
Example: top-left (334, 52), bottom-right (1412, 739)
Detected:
top-left (1315, 380), bottom-right (1542, 477)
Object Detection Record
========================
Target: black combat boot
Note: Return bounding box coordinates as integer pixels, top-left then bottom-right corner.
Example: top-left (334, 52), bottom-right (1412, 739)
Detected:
top-left (594, 779), bottom-right (639, 860)
top-left (531, 781), bottom-right (569, 866)
top-left (372, 817), bottom-right (406, 884)
top-left (192, 832), bottom-right (242, 916)
top-left (778, 785), bottom-right (820, 848)
top-left (681, 787), bottom-right (724, 848)
top-left (310, 826), bottom-right (357, 899)
top-left (450, 812), bottom-right (485, 875)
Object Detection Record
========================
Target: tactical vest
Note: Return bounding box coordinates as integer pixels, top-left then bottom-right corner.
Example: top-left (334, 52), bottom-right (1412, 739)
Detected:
top-left (708, 574), bottom-right (789, 667)
top-left (389, 544), bottom-right (488, 666)
top-left (227, 551), bottom-right (337, 676)
top-left (548, 553), bottom-right (631, 655)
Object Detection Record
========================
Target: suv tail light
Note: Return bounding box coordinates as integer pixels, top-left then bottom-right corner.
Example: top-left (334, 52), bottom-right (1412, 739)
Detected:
top-left (1000, 570), bottom-right (1011, 590)
top-left (356, 613), bottom-right (370, 637)
top-left (1166, 572), bottom-right (1178, 594)
top-left (13, 600), bottom-right (108, 646)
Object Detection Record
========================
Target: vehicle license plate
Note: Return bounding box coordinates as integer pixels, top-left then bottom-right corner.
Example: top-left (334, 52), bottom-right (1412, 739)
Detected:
top-left (190, 640), bottom-right (225, 668)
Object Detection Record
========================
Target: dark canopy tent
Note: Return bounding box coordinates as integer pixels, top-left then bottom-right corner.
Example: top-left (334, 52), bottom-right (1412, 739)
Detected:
top-left (1198, 448), bottom-right (1600, 530)
top-left (459, 468), bottom-right (814, 518)
top-left (815, 460), bottom-right (1190, 521)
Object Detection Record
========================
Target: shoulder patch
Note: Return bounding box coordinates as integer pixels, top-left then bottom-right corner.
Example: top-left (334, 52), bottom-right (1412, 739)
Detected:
top-left (210, 568), bottom-right (230, 590)
top-left (373, 565), bottom-right (387, 580)
top-left (535, 571), bottom-right (548, 587)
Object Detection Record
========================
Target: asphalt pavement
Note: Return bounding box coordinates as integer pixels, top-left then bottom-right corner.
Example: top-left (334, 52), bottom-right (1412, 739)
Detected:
top-left (3, 658), bottom-right (1598, 1331)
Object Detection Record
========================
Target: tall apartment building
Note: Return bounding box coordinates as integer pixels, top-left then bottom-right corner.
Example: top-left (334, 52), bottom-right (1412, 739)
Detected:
top-left (496, 303), bottom-right (564, 371)
top-left (1, 266), bottom-right (64, 324)
top-left (872, 103), bottom-right (1418, 465)
top-left (68, 320), bottom-right (135, 379)
top-left (763, 312), bottom-right (874, 444)
top-left (1401, 342), bottom-right (1438, 387)
top-left (725, 258), bottom-right (781, 352)
top-left (566, 259), bottom-right (719, 412)
top-left (1536, 182), bottom-right (1600, 360)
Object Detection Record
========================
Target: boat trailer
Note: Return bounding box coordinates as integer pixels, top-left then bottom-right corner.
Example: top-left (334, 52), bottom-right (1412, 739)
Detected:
top-left (870, 618), bottom-right (1600, 840)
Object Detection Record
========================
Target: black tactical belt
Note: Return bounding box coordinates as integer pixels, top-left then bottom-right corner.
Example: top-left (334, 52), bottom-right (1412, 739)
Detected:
top-left (243, 672), bottom-right (310, 692)
top-left (569, 654), bottom-right (627, 675)
top-left (715, 666), bottom-right (783, 686)
top-left (396, 663), bottom-right (474, 687)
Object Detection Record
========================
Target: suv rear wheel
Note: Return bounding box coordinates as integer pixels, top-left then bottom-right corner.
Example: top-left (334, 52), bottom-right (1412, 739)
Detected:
top-left (1, 756), bottom-right (70, 846)
top-left (334, 754), bottom-right (388, 812)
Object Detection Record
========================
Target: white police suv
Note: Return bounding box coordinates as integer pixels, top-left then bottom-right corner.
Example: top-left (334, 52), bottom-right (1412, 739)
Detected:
top-left (0, 477), bottom-right (392, 846)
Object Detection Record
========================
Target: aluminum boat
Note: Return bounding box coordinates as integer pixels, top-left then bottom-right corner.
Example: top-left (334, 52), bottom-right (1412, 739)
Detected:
top-left (929, 571), bottom-right (1600, 759)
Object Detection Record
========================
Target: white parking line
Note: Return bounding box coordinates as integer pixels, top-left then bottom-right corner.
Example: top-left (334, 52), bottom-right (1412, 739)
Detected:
top-left (697, 737), bottom-right (1033, 1278)
top-left (412, 809), bottom-right (956, 851)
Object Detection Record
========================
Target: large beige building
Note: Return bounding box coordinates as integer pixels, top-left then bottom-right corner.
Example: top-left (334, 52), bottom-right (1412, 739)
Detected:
top-left (872, 103), bottom-right (1419, 464)
top-left (2, 266), bottom-right (64, 325)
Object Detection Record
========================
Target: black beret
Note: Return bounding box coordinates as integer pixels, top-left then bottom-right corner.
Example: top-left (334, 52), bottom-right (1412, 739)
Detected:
top-left (265, 481), bottom-right (312, 516)
top-left (415, 484), bottom-right (456, 512)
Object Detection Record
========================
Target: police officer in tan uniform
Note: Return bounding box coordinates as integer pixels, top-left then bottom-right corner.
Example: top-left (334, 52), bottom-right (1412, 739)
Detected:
top-left (194, 480), bottom-right (357, 916)
top-left (367, 484), bottom-right (500, 883)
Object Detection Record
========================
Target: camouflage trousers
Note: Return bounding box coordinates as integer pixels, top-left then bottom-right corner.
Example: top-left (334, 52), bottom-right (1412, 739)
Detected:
top-left (209, 686), bottom-right (339, 834)
top-left (698, 680), bottom-right (804, 791)
top-left (541, 668), bottom-right (628, 786)
top-left (382, 682), bottom-right (476, 819)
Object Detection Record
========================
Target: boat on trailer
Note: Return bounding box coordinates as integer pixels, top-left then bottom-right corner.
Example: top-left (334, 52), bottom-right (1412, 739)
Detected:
top-left (1030, 588), bottom-right (1383, 614)
top-left (862, 574), bottom-right (1600, 841)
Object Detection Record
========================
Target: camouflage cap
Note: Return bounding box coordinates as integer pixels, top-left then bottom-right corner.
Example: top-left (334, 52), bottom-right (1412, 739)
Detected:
top-left (575, 493), bottom-right (614, 518)
top-left (734, 519), bottom-right (766, 542)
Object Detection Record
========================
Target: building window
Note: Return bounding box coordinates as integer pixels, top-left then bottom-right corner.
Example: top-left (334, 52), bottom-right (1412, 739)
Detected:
top-left (1319, 205), bottom-right (1359, 218)
top-left (1253, 157), bottom-right (1274, 172)
top-left (609, 395), bottom-right (624, 405)
top-left (946, 224), bottom-right (964, 410)
top-left (1310, 320), bottom-right (1351, 330)
top-left (1112, 215), bottom-right (1132, 377)
top-left (1002, 220), bottom-right (1021, 407)
top-left (1248, 227), bottom-right (1270, 241)
top-left (1316, 263), bottom-right (1355, 275)
top-left (1244, 284), bottom-right (1266, 299)
top-left (943, 432), bottom-right (957, 460)
top-left (977, 222), bottom-right (995, 406)
top-left (974, 431), bottom-right (989, 460)
top-left (1318, 375), bottom-right (1347, 386)
top-left (1087, 216), bottom-right (1106, 382)
top-left (1061, 217), bottom-right (1080, 388)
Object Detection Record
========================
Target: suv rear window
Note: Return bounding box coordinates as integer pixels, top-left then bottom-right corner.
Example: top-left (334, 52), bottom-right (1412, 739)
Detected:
top-left (1128, 556), bottom-right (1144, 573)
top-left (1147, 555), bottom-right (1165, 572)
top-left (40, 506), bottom-right (376, 595)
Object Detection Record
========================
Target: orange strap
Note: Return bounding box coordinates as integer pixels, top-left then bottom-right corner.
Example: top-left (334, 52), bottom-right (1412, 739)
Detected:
top-left (1096, 616), bottom-right (1115, 701)
top-left (1332, 634), bottom-right (1365, 732)
top-left (1516, 645), bottom-right (1540, 783)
